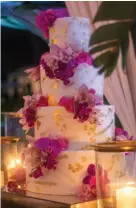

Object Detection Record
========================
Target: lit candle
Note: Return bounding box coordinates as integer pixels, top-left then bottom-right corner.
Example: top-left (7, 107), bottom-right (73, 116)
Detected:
top-left (116, 187), bottom-right (136, 208)
top-left (0, 171), bottom-right (4, 188)
top-left (8, 158), bottom-right (26, 182)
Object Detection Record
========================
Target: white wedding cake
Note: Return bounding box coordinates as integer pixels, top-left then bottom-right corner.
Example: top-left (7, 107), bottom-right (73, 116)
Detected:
top-left (18, 9), bottom-right (124, 199)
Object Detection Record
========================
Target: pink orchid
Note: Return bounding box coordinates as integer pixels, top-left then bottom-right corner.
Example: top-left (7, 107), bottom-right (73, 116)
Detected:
top-left (25, 66), bottom-right (40, 81)
top-left (18, 94), bottom-right (48, 130)
top-left (75, 84), bottom-right (96, 107)
top-left (24, 136), bottom-right (69, 179)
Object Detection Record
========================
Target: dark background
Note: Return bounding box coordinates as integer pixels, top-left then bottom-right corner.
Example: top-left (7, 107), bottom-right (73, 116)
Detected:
top-left (1, 1), bottom-right (66, 112)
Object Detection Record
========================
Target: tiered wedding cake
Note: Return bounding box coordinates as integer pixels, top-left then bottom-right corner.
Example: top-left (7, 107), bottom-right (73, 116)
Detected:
top-left (19, 9), bottom-right (115, 198)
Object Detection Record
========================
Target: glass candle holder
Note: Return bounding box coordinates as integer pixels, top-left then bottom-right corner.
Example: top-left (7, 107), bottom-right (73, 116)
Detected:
top-left (92, 141), bottom-right (136, 208)
top-left (1, 112), bottom-right (26, 183)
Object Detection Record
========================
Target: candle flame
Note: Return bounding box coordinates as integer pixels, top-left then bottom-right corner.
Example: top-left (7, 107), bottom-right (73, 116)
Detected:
top-left (123, 187), bottom-right (136, 195)
top-left (16, 159), bottom-right (21, 164)
top-left (8, 158), bottom-right (21, 169)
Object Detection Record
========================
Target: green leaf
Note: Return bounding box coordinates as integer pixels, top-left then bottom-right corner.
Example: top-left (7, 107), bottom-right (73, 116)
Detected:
top-left (90, 40), bottom-right (119, 54)
top-left (94, 48), bottom-right (119, 76)
top-left (94, 2), bottom-right (136, 23)
top-left (130, 23), bottom-right (136, 56)
top-left (120, 36), bottom-right (129, 69)
top-left (91, 22), bottom-right (133, 46)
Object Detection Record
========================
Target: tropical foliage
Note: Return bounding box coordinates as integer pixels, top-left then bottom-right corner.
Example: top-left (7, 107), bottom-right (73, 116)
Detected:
top-left (89, 2), bottom-right (136, 76)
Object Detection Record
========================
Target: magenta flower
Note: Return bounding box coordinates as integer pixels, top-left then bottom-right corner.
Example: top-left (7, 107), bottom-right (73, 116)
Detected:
top-left (76, 52), bottom-right (93, 65)
top-left (30, 167), bottom-right (43, 179)
top-left (43, 154), bottom-right (57, 170)
top-left (115, 128), bottom-right (134, 141)
top-left (25, 66), bottom-right (40, 81)
top-left (36, 9), bottom-right (69, 38)
top-left (25, 107), bottom-right (36, 128)
top-left (87, 164), bottom-right (96, 176)
top-left (25, 136), bottom-right (68, 178)
top-left (59, 96), bottom-right (74, 112)
top-left (36, 96), bottom-right (48, 107)
top-left (35, 137), bottom-right (66, 156)
top-left (77, 164), bottom-right (110, 200)
top-left (115, 128), bottom-right (128, 137)
top-left (82, 175), bottom-right (91, 184)
top-left (7, 181), bottom-right (17, 193)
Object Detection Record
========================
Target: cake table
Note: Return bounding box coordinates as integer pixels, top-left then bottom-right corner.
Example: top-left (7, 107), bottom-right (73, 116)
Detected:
top-left (1, 190), bottom-right (97, 208)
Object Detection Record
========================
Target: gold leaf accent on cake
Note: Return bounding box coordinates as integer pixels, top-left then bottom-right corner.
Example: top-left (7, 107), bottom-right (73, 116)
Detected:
top-left (90, 137), bottom-right (95, 143)
top-left (51, 39), bottom-right (57, 44)
top-left (57, 154), bottom-right (68, 160)
top-left (53, 80), bottom-right (59, 89)
top-left (55, 122), bottom-right (60, 127)
top-left (35, 181), bottom-right (56, 186)
top-left (73, 68), bottom-right (76, 73)
top-left (53, 110), bottom-right (63, 122)
top-left (36, 120), bottom-right (41, 130)
top-left (81, 156), bottom-right (87, 162)
top-left (84, 125), bottom-right (88, 131)
top-left (42, 76), bottom-right (47, 82)
top-left (35, 186), bottom-right (41, 197)
top-left (48, 95), bottom-right (57, 106)
top-left (63, 28), bottom-right (67, 34)
top-left (40, 132), bottom-right (47, 137)
top-left (68, 163), bottom-right (83, 173)
top-left (50, 27), bottom-right (55, 33)
top-left (60, 124), bottom-right (67, 131)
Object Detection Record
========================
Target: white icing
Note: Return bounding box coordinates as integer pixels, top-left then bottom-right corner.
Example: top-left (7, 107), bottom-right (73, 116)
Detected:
top-left (26, 150), bottom-right (95, 195)
top-left (49, 17), bottom-right (90, 51)
top-left (26, 150), bottom-right (127, 196)
top-left (35, 105), bottom-right (115, 149)
top-left (40, 63), bottom-right (104, 103)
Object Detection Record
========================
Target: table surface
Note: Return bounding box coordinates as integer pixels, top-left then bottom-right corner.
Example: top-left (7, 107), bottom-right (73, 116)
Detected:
top-left (1, 190), bottom-right (97, 208)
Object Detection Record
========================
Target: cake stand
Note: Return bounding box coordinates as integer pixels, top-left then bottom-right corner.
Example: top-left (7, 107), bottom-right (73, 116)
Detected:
top-left (1, 189), bottom-right (97, 208)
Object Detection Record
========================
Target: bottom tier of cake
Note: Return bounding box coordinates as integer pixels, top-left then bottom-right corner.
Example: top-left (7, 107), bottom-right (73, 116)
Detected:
top-left (26, 150), bottom-right (127, 196)
top-left (26, 151), bottom-right (95, 195)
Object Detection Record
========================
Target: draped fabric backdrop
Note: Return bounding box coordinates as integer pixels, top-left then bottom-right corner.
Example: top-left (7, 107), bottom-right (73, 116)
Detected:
top-left (66, 1), bottom-right (136, 136)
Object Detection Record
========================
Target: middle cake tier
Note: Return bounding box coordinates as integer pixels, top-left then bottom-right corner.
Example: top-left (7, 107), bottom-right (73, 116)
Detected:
top-left (35, 105), bottom-right (115, 149)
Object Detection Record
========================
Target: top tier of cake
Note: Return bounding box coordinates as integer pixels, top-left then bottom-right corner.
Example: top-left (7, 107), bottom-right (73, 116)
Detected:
top-left (49, 17), bottom-right (91, 52)
top-left (40, 17), bottom-right (104, 101)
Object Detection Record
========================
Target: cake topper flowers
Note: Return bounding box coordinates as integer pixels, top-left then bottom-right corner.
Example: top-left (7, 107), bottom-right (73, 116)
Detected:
top-left (23, 135), bottom-right (68, 179)
top-left (36, 9), bottom-right (69, 38)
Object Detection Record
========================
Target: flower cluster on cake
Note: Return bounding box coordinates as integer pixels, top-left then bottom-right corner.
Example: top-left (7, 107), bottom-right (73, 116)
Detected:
top-left (15, 8), bottom-right (134, 201)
